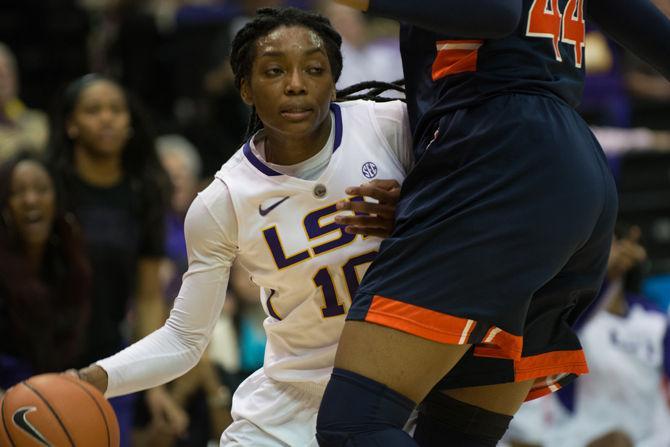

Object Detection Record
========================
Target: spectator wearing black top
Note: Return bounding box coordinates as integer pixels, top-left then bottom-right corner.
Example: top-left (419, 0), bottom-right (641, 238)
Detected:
top-left (47, 74), bottom-right (187, 447)
top-left (0, 152), bottom-right (90, 395)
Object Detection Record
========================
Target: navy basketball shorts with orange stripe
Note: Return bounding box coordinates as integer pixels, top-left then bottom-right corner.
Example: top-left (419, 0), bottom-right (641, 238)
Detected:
top-left (347, 94), bottom-right (618, 401)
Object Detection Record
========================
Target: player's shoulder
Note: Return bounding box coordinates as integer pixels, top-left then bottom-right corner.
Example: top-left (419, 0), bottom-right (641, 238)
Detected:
top-left (215, 146), bottom-right (246, 177)
top-left (336, 98), bottom-right (406, 115)
top-left (195, 174), bottom-right (234, 217)
top-left (336, 99), bottom-right (407, 134)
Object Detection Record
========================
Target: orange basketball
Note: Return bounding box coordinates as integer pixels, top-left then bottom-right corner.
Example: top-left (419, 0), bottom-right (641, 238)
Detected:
top-left (0, 373), bottom-right (119, 447)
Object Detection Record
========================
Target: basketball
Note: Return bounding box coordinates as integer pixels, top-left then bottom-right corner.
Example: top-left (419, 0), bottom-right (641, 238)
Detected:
top-left (0, 373), bottom-right (119, 447)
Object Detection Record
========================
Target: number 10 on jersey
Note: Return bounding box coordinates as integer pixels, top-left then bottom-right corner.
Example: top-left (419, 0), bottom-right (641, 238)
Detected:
top-left (526, 0), bottom-right (585, 67)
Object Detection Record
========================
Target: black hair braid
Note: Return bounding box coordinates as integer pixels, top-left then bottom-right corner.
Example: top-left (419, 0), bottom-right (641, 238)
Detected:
top-left (244, 106), bottom-right (263, 140)
top-left (336, 79), bottom-right (406, 103)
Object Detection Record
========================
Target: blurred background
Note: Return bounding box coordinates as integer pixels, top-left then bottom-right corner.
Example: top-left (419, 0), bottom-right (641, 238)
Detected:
top-left (0, 0), bottom-right (669, 446)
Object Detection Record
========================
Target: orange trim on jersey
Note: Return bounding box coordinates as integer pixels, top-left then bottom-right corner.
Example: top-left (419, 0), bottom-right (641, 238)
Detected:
top-left (366, 295), bottom-right (477, 344)
top-left (432, 39), bottom-right (483, 81)
top-left (526, 382), bottom-right (561, 401)
top-left (473, 326), bottom-right (523, 360)
top-left (515, 350), bottom-right (588, 382)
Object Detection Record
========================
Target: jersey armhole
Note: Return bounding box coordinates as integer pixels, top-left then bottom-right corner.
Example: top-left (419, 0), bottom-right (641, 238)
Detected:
top-left (366, 101), bottom-right (407, 174)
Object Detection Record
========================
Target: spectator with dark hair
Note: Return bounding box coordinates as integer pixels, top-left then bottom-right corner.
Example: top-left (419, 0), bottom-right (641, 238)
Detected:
top-left (47, 74), bottom-right (186, 447)
top-left (0, 43), bottom-right (48, 161)
top-left (0, 152), bottom-right (90, 395)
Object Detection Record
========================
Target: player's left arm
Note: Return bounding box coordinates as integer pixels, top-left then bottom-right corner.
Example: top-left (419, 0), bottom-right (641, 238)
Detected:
top-left (335, 179), bottom-right (401, 238)
top-left (332, 0), bottom-right (523, 38)
top-left (588, 0), bottom-right (670, 80)
top-left (133, 258), bottom-right (190, 436)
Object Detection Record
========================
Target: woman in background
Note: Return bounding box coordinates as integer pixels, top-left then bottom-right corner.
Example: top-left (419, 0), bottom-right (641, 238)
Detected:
top-left (0, 152), bottom-right (90, 395)
top-left (47, 74), bottom-right (186, 446)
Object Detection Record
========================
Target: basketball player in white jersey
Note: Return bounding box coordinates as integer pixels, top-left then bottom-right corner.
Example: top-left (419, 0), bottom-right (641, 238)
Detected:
top-left (74, 7), bottom-right (413, 446)
top-left (504, 226), bottom-right (670, 447)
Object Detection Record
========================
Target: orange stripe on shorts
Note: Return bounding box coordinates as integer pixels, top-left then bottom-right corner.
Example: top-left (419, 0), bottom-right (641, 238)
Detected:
top-left (515, 350), bottom-right (589, 382)
top-left (366, 295), bottom-right (477, 344)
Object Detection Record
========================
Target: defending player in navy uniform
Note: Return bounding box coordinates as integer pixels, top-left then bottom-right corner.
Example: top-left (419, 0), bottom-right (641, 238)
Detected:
top-left (316, 1), bottom-right (670, 446)
top-left (72, 8), bottom-right (413, 446)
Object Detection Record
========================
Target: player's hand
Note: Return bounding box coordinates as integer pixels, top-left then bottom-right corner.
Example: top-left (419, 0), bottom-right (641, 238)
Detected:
top-left (66, 365), bottom-right (109, 394)
top-left (607, 226), bottom-right (647, 280)
top-left (335, 179), bottom-right (401, 238)
top-left (145, 386), bottom-right (190, 438)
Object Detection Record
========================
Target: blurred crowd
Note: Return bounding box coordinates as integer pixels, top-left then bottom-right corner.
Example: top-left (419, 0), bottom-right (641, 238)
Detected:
top-left (0, 0), bottom-right (669, 446)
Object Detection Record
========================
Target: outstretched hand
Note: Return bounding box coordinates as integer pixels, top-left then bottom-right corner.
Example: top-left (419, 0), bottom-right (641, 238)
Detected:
top-left (335, 179), bottom-right (401, 238)
top-left (607, 226), bottom-right (647, 280)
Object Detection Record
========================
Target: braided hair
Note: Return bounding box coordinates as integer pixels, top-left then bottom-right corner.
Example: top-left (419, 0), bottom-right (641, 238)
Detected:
top-left (230, 7), bottom-right (405, 139)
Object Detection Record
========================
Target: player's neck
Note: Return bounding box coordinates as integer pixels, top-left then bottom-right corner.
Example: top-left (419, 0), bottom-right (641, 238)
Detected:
top-left (264, 117), bottom-right (332, 165)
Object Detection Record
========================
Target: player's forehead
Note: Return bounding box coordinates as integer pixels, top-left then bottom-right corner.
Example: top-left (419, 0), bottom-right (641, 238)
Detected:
top-left (254, 25), bottom-right (326, 59)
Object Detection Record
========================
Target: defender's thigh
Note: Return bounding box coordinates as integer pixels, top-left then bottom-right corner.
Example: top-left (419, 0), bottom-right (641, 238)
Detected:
top-left (335, 320), bottom-right (470, 403)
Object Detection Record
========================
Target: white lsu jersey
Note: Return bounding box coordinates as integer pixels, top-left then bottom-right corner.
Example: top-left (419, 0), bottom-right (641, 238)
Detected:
top-left (217, 100), bottom-right (408, 386)
top-left (557, 302), bottom-right (670, 447)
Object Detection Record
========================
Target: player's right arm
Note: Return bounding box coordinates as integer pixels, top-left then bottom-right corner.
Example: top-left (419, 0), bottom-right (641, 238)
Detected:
top-left (588, 0), bottom-right (670, 80)
top-left (333, 0), bottom-right (523, 38)
top-left (79, 180), bottom-right (238, 397)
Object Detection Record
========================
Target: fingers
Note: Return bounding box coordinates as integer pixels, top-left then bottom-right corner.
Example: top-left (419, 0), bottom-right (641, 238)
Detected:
top-left (343, 226), bottom-right (394, 238)
top-left (335, 179), bottom-right (401, 237)
top-left (334, 214), bottom-right (394, 238)
top-left (335, 214), bottom-right (392, 229)
top-left (345, 179), bottom-right (401, 204)
top-left (336, 200), bottom-right (396, 219)
top-left (63, 369), bottom-right (80, 379)
top-left (607, 229), bottom-right (648, 280)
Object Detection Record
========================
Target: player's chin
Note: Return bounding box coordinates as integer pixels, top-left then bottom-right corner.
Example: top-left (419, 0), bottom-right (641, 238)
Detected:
top-left (279, 120), bottom-right (321, 137)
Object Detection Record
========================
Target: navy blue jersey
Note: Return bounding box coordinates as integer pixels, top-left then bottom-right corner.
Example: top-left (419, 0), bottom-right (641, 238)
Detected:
top-left (402, 0), bottom-right (586, 142)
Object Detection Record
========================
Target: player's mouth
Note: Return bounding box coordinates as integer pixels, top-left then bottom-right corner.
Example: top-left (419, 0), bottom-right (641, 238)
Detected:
top-left (280, 106), bottom-right (313, 121)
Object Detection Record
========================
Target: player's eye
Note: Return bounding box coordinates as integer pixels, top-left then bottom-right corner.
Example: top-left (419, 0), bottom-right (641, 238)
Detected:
top-left (307, 66), bottom-right (324, 75)
top-left (265, 67), bottom-right (284, 76)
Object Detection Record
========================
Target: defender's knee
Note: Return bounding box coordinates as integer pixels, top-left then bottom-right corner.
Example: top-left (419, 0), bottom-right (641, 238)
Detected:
top-left (316, 368), bottom-right (416, 447)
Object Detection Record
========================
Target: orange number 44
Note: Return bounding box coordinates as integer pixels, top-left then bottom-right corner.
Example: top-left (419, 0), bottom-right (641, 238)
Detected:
top-left (526, 0), bottom-right (585, 68)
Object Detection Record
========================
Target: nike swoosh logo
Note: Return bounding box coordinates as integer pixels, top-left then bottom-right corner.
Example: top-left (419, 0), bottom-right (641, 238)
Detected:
top-left (13, 406), bottom-right (51, 446)
top-left (259, 196), bottom-right (290, 216)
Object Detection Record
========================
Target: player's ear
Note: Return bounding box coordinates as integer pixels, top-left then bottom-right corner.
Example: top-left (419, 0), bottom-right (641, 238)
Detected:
top-left (331, 85), bottom-right (337, 101)
top-left (240, 78), bottom-right (254, 106)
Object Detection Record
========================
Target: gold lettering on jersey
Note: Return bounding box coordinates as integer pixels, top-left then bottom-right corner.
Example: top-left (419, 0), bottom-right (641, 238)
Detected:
top-left (303, 201), bottom-right (356, 256)
top-left (262, 225), bottom-right (311, 270)
top-left (262, 197), bottom-right (363, 270)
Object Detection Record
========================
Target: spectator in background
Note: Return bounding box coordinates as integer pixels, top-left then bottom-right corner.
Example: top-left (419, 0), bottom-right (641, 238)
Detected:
top-left (228, 262), bottom-right (266, 381)
top-left (505, 225), bottom-right (670, 447)
top-left (623, 0), bottom-right (670, 129)
top-left (546, 226), bottom-right (670, 447)
top-left (0, 43), bottom-right (48, 161)
top-left (148, 133), bottom-right (233, 446)
top-left (322, 2), bottom-right (403, 90)
top-left (157, 134), bottom-right (203, 301)
top-left (47, 74), bottom-right (186, 447)
top-left (579, 29), bottom-right (630, 127)
top-left (0, 153), bottom-right (90, 395)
